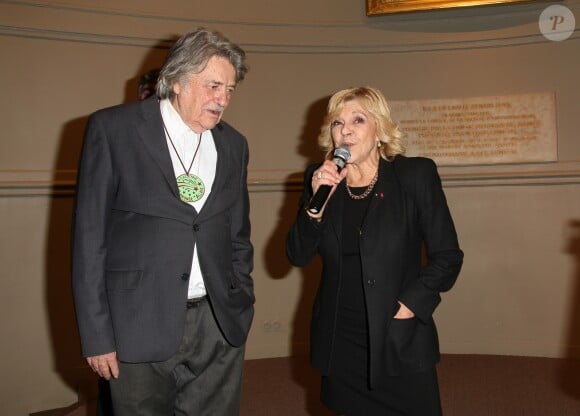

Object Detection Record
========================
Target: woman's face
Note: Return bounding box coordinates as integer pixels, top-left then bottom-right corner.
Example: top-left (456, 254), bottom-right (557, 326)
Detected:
top-left (330, 99), bottom-right (378, 165)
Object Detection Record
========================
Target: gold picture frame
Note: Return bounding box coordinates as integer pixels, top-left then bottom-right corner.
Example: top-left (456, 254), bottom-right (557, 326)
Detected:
top-left (366, 0), bottom-right (531, 15)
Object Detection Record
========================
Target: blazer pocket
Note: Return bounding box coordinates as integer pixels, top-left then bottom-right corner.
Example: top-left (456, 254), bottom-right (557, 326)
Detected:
top-left (388, 317), bottom-right (417, 353)
top-left (386, 317), bottom-right (420, 372)
top-left (386, 317), bottom-right (439, 376)
top-left (105, 270), bottom-right (143, 291)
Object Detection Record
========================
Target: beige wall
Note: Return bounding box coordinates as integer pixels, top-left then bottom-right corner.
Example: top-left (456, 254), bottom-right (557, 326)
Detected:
top-left (1, 0), bottom-right (579, 414)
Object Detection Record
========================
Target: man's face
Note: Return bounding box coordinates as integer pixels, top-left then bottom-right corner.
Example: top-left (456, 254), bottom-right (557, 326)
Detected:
top-left (171, 55), bottom-right (237, 133)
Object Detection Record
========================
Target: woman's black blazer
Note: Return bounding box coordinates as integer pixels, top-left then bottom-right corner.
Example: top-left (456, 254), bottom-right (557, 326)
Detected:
top-left (286, 155), bottom-right (464, 386)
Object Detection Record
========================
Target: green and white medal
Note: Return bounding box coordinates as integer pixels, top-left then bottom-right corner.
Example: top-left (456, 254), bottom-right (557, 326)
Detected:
top-left (163, 122), bottom-right (205, 203)
top-left (176, 173), bottom-right (205, 203)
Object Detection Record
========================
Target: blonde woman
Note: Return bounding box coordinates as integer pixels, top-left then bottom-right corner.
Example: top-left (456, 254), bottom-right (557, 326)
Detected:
top-left (287, 87), bottom-right (463, 415)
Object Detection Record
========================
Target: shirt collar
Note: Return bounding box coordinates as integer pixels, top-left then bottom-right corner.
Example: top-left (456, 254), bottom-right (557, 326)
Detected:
top-left (160, 98), bottom-right (197, 139)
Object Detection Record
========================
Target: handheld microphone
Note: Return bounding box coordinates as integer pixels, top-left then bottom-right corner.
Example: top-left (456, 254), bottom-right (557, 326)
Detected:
top-left (307, 146), bottom-right (351, 214)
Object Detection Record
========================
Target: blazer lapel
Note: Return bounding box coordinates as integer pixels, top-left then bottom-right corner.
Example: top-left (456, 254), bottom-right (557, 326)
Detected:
top-left (326, 160), bottom-right (397, 243)
top-left (136, 99), bottom-right (181, 199)
top-left (365, 159), bottom-right (399, 220)
top-left (196, 122), bottom-right (230, 216)
top-left (324, 159), bottom-right (404, 258)
top-left (361, 159), bottom-right (407, 269)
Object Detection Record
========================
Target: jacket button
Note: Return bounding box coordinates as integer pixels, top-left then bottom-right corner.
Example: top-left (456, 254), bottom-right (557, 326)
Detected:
top-left (180, 273), bottom-right (189, 281)
top-left (366, 279), bottom-right (375, 286)
top-left (193, 224), bottom-right (200, 232)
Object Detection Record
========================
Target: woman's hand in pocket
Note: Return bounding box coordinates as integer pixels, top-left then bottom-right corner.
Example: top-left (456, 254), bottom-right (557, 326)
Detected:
top-left (394, 302), bottom-right (415, 319)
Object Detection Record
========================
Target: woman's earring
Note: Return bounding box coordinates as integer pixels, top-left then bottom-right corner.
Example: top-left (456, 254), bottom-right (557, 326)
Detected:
top-left (377, 140), bottom-right (382, 148)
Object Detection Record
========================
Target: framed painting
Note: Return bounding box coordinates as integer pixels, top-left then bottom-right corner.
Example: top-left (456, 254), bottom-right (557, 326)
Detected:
top-left (366, 0), bottom-right (532, 15)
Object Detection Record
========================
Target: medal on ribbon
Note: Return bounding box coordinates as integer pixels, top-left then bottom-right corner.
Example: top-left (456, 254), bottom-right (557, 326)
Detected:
top-left (163, 121), bottom-right (205, 204)
top-left (177, 173), bottom-right (205, 203)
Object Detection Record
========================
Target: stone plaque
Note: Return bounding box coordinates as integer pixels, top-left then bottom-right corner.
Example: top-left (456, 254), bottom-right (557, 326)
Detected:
top-left (390, 93), bottom-right (557, 166)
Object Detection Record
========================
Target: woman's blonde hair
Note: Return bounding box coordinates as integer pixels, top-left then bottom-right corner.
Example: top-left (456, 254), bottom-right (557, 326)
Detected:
top-left (317, 86), bottom-right (405, 161)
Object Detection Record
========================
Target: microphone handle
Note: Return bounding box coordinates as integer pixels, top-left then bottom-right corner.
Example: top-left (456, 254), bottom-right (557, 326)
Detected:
top-left (306, 156), bottom-right (348, 215)
top-left (307, 185), bottom-right (332, 214)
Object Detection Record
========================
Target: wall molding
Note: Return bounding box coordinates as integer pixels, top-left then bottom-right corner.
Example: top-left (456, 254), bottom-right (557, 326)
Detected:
top-left (2, 23), bottom-right (576, 54)
top-left (0, 24), bottom-right (174, 49)
top-left (1, 161), bottom-right (579, 196)
top-left (1, 0), bottom-right (560, 27)
top-left (2, 1), bottom-right (578, 54)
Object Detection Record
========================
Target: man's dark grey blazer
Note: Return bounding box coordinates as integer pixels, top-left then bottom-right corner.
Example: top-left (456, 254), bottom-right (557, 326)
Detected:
top-left (72, 97), bottom-right (254, 363)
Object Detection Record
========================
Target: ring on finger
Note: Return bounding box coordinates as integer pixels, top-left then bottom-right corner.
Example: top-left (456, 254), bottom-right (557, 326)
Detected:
top-left (316, 171), bottom-right (323, 180)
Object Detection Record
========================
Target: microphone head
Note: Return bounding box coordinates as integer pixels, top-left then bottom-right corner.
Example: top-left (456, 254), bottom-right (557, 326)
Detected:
top-left (333, 146), bottom-right (351, 168)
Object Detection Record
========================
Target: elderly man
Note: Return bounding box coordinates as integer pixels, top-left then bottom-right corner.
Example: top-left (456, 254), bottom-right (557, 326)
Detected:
top-left (72, 28), bottom-right (254, 415)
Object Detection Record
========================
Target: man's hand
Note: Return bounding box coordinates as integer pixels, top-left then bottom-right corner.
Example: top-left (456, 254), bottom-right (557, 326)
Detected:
top-left (87, 351), bottom-right (119, 380)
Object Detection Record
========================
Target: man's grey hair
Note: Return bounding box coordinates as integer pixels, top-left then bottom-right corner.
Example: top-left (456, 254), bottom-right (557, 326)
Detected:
top-left (156, 28), bottom-right (247, 99)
